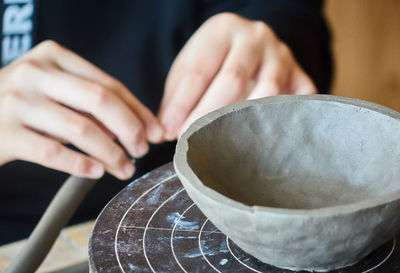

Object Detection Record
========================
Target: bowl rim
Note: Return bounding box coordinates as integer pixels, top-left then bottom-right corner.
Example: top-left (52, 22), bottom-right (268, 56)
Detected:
top-left (174, 94), bottom-right (400, 217)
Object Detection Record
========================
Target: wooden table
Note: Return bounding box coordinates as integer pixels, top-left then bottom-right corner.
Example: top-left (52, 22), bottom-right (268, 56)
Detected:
top-left (0, 221), bottom-right (94, 272)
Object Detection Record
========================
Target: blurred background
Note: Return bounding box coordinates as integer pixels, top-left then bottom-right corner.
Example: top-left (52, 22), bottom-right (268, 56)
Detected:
top-left (325, 0), bottom-right (400, 111)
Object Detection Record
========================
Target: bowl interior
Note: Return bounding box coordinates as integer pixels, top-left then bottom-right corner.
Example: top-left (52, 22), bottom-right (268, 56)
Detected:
top-left (187, 99), bottom-right (400, 209)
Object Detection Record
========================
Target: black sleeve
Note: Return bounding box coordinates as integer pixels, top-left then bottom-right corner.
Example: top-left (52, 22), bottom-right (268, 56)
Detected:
top-left (196, 0), bottom-right (333, 93)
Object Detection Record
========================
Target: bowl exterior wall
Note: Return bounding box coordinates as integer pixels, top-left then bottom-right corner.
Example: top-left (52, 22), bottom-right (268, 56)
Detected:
top-left (177, 171), bottom-right (400, 272)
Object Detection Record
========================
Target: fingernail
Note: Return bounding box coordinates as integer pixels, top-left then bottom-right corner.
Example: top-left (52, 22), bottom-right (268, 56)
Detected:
top-left (164, 133), bottom-right (177, 141)
top-left (90, 164), bottom-right (104, 178)
top-left (149, 123), bottom-right (164, 143)
top-left (163, 120), bottom-right (177, 133)
top-left (162, 120), bottom-right (179, 140)
top-left (123, 162), bottom-right (135, 177)
top-left (135, 142), bottom-right (149, 157)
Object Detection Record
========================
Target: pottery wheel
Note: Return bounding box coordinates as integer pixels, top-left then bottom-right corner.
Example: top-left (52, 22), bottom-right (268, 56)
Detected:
top-left (89, 163), bottom-right (400, 273)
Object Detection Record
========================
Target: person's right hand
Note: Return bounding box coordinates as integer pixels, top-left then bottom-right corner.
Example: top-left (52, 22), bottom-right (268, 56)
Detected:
top-left (0, 40), bottom-right (164, 180)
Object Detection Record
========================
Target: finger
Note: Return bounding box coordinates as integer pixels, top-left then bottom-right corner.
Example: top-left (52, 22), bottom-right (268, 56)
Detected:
top-left (247, 45), bottom-right (293, 100)
top-left (51, 103), bottom-right (117, 140)
top-left (161, 21), bottom-right (231, 109)
top-left (289, 67), bottom-right (317, 95)
top-left (159, 27), bottom-right (231, 140)
top-left (76, 110), bottom-right (117, 140)
top-left (19, 97), bottom-right (135, 180)
top-left (30, 41), bottom-right (164, 143)
top-left (13, 62), bottom-right (149, 158)
top-left (178, 40), bottom-right (261, 136)
top-left (247, 80), bottom-right (282, 100)
top-left (0, 124), bottom-right (17, 165)
top-left (12, 127), bottom-right (105, 178)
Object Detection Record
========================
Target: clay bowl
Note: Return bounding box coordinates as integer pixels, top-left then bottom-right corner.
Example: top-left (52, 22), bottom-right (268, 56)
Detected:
top-left (174, 95), bottom-right (400, 272)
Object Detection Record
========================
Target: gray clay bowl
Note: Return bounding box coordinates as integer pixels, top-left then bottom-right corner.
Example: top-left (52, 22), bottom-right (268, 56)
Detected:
top-left (174, 95), bottom-right (400, 272)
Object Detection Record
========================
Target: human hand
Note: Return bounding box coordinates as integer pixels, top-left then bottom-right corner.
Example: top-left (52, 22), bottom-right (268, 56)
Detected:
top-left (159, 13), bottom-right (316, 140)
top-left (0, 41), bottom-right (163, 180)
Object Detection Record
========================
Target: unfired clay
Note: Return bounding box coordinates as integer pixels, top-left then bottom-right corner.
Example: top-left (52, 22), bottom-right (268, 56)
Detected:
top-left (174, 95), bottom-right (400, 272)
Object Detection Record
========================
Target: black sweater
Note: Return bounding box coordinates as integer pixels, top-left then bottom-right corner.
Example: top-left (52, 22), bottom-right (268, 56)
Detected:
top-left (0, 0), bottom-right (332, 244)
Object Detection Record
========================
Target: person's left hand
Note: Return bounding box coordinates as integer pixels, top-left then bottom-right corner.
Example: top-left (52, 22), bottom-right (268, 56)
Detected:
top-left (158, 13), bottom-right (316, 140)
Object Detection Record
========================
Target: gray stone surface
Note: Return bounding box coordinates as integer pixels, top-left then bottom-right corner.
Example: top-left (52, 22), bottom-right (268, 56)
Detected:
top-left (174, 95), bottom-right (400, 272)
